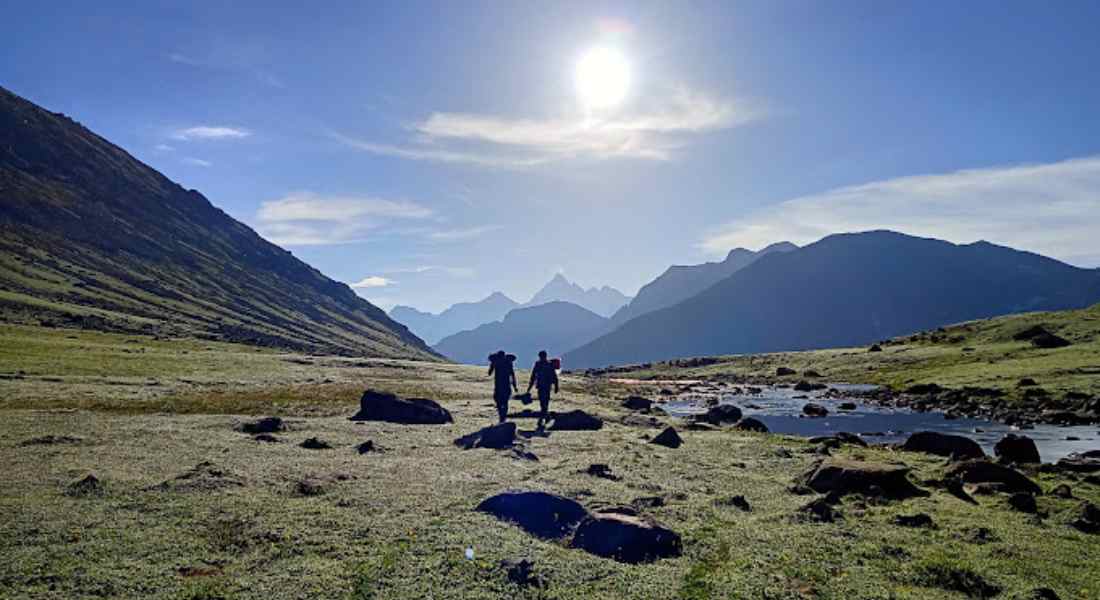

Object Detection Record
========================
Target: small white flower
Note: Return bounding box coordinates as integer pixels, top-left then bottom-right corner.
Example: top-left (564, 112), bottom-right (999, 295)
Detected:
top-left (465, 547), bottom-right (475, 560)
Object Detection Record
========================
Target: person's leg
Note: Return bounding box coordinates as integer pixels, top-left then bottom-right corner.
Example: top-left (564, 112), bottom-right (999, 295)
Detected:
top-left (494, 389), bottom-right (509, 422)
top-left (538, 387), bottom-right (551, 420)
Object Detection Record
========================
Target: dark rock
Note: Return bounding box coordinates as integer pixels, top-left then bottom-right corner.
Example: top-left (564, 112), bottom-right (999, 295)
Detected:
top-left (1008, 492), bottom-right (1038, 513)
top-left (800, 458), bottom-right (926, 499)
top-left (798, 497), bottom-right (842, 523)
top-left (794, 380), bottom-right (827, 392)
top-left (776, 367), bottom-right (796, 376)
top-left (650, 426), bottom-right (683, 449)
top-left (631, 496), bottom-right (665, 509)
top-left (500, 559), bottom-right (543, 588)
top-left (569, 511), bottom-right (682, 563)
top-left (348, 389), bottom-right (453, 425)
top-left (1017, 377), bottom-right (1038, 387)
top-left (621, 396), bottom-right (653, 411)
top-left (66, 474), bottom-right (103, 497)
top-left (838, 402), bottom-right (857, 411)
top-left (253, 434), bottom-right (279, 443)
top-left (299, 437), bottom-right (332, 450)
top-left (585, 464), bottom-right (619, 480)
top-left (296, 478), bottom-right (325, 496)
top-left (868, 344), bottom-right (883, 352)
top-left (734, 417), bottom-right (769, 432)
top-left (802, 403), bottom-right (829, 417)
top-left (476, 491), bottom-right (589, 540)
top-left (895, 513), bottom-right (935, 528)
top-left (356, 440), bottom-right (376, 454)
top-left (454, 422), bottom-right (517, 450)
top-left (1013, 325), bottom-right (1050, 341)
top-left (550, 410), bottom-right (603, 431)
top-left (1071, 502), bottom-right (1100, 534)
top-left (715, 495), bottom-right (751, 511)
top-left (1030, 332), bottom-right (1071, 349)
top-left (994, 434), bottom-right (1040, 464)
top-left (701, 404), bottom-right (742, 425)
top-left (809, 432), bottom-right (868, 448)
top-left (237, 417), bottom-right (285, 434)
top-left (946, 460), bottom-right (1041, 495)
top-left (1050, 483), bottom-right (1073, 498)
top-left (902, 431), bottom-right (985, 460)
top-left (906, 383), bottom-right (944, 395)
top-left (972, 483), bottom-right (1007, 496)
top-left (803, 370), bottom-right (823, 378)
top-left (19, 435), bottom-right (83, 446)
top-left (1056, 452), bottom-right (1100, 473)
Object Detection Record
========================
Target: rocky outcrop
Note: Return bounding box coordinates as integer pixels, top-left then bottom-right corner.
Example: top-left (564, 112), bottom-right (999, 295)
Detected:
top-left (349, 389), bottom-right (453, 424)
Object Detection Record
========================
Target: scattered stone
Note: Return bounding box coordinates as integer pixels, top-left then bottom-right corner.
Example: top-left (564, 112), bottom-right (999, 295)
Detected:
top-left (569, 510), bottom-right (682, 563)
top-left (802, 403), bottom-right (829, 417)
top-left (649, 426), bottom-right (683, 449)
top-left (236, 417), bottom-right (285, 434)
top-left (901, 431), bottom-right (985, 460)
top-left (798, 497), bottom-right (843, 523)
top-left (715, 495), bottom-right (751, 511)
top-left (585, 464), bottom-right (620, 481)
top-left (253, 434), bottom-right (279, 443)
top-left (945, 460), bottom-right (1041, 495)
top-left (476, 491), bottom-right (589, 540)
top-left (621, 396), bottom-right (653, 411)
top-left (356, 440), bottom-right (376, 454)
top-left (868, 344), bottom-right (883, 352)
top-left (1017, 377), bottom-right (1038, 387)
top-left (348, 389), bottom-right (453, 424)
top-left (550, 410), bottom-right (603, 431)
top-left (1050, 483), bottom-right (1073, 498)
top-left (838, 402), bottom-right (857, 411)
top-left (500, 559), bottom-right (543, 589)
top-left (800, 458), bottom-right (926, 499)
top-left (734, 417), bottom-right (769, 433)
top-left (701, 404), bottom-right (742, 426)
top-left (794, 380), bottom-right (827, 392)
top-left (296, 478), bottom-right (325, 496)
top-left (776, 367), bottom-right (796, 376)
top-left (19, 435), bottom-right (83, 446)
top-left (299, 437), bottom-right (332, 450)
top-left (994, 434), bottom-right (1041, 464)
top-left (808, 432), bottom-right (868, 448)
top-left (1055, 451), bottom-right (1100, 473)
top-left (65, 474), bottom-right (103, 497)
top-left (895, 513), bottom-right (935, 528)
top-left (1008, 492), bottom-right (1038, 513)
top-left (454, 422), bottom-right (517, 450)
top-left (803, 370), bottom-right (823, 378)
top-left (1071, 502), bottom-right (1100, 534)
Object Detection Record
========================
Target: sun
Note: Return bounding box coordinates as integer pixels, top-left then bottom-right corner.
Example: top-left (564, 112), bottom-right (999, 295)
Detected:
top-left (575, 46), bottom-right (630, 110)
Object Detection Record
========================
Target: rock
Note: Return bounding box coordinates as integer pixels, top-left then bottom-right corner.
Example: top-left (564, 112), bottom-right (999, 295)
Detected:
top-left (66, 474), bottom-right (103, 497)
top-left (1011, 588), bottom-right (1061, 600)
top-left (1071, 502), bottom-right (1100, 534)
top-left (802, 403), bottom-right (829, 417)
top-left (454, 422), bottom-right (517, 450)
top-left (794, 380), bottom-right (827, 392)
top-left (19, 434), bottom-right (83, 446)
top-left (621, 396), bottom-right (653, 411)
top-left (803, 370), bottom-right (823, 378)
top-left (715, 495), bottom-right (751, 511)
top-left (1055, 451), bottom-right (1100, 473)
top-left (348, 389), bottom-right (453, 425)
top-left (1008, 492), bottom-right (1037, 513)
top-left (945, 460), bottom-right (1041, 495)
top-left (1017, 377), bottom-right (1038, 387)
top-left (901, 431), bottom-right (985, 460)
top-left (1030, 332), bottom-right (1071, 349)
top-left (299, 437), bottom-right (332, 450)
top-left (800, 458), bottom-right (926, 499)
top-left (1013, 325), bottom-right (1050, 341)
top-left (631, 496), bottom-right (666, 509)
top-left (476, 491), bottom-right (589, 540)
top-left (972, 483), bottom-right (1007, 496)
top-left (153, 462), bottom-right (246, 493)
top-left (500, 559), bottom-right (543, 589)
top-left (509, 447), bottom-right (539, 461)
top-left (253, 434), bottom-right (280, 443)
top-left (838, 402), bottom-right (857, 411)
top-left (809, 432), bottom-right (867, 448)
top-left (569, 511), bottom-right (682, 563)
top-left (650, 427), bottom-right (683, 449)
top-left (296, 478), bottom-right (325, 496)
top-left (356, 440), bottom-right (376, 454)
top-left (685, 421), bottom-right (719, 432)
top-left (237, 417), bottom-right (285, 434)
top-left (776, 367), bottom-right (797, 376)
top-left (868, 344), bottom-right (883, 352)
top-left (894, 513), bottom-right (935, 528)
top-left (550, 410), bottom-right (603, 431)
top-left (905, 383), bottom-right (943, 395)
top-left (1050, 483), bottom-right (1073, 498)
top-left (585, 464), bottom-right (619, 480)
top-left (734, 417), bottom-right (769, 432)
top-left (994, 434), bottom-right (1041, 464)
top-left (701, 404), bottom-right (742, 425)
top-left (798, 497), bottom-right (842, 523)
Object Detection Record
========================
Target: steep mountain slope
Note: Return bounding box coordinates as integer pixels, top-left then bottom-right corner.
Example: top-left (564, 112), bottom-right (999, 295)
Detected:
top-left (434, 301), bottom-right (609, 365)
top-left (525, 273), bottom-right (630, 317)
top-left (565, 231), bottom-right (1100, 368)
top-left (389, 291), bottom-right (519, 345)
top-left (0, 86), bottom-right (437, 359)
top-left (609, 241), bottom-right (797, 326)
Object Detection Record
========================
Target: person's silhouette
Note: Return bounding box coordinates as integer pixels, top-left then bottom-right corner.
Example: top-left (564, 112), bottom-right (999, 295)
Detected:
top-left (487, 350), bottom-right (517, 423)
top-left (527, 350), bottom-right (559, 425)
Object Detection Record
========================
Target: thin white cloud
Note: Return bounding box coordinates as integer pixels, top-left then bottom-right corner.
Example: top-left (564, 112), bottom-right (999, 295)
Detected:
top-left (336, 87), bottom-right (759, 168)
top-left (383, 265), bottom-right (476, 278)
top-left (350, 276), bottom-right (395, 289)
top-left (154, 144), bottom-right (175, 152)
top-left (699, 155), bottom-right (1100, 267)
top-left (172, 126), bottom-right (252, 141)
top-left (181, 157), bottom-right (212, 167)
top-left (254, 191), bottom-right (434, 246)
top-left (426, 225), bottom-right (503, 242)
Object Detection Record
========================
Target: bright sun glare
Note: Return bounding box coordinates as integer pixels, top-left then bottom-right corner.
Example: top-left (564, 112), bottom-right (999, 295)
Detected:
top-left (575, 46), bottom-right (630, 110)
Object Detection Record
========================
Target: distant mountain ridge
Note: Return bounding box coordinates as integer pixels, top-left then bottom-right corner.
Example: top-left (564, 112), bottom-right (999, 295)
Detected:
top-left (0, 86), bottom-right (437, 359)
top-left (389, 291), bottom-right (519, 345)
top-left (566, 231), bottom-right (1100, 368)
top-left (524, 273), bottom-right (631, 317)
top-left (434, 300), bottom-right (609, 365)
top-left (610, 241), bottom-right (797, 326)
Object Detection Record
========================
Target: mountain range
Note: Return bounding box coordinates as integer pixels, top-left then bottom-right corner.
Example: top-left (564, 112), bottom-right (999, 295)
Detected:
top-left (565, 231), bottom-right (1100, 368)
top-left (0, 86), bottom-right (436, 360)
top-left (523, 273), bottom-right (631, 317)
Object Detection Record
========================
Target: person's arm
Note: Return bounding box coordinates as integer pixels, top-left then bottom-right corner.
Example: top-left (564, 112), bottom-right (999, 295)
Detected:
top-left (552, 367), bottom-right (559, 393)
top-left (510, 368), bottom-right (518, 391)
top-left (527, 364), bottom-right (536, 391)
top-left (488, 362), bottom-right (495, 377)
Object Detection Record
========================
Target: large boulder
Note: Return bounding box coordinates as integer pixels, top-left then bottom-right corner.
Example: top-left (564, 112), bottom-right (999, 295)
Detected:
top-left (621, 396), bottom-right (653, 412)
top-left (454, 422), bottom-right (517, 450)
top-left (1056, 451), bottom-right (1100, 473)
top-left (701, 404), bottom-right (742, 426)
top-left (945, 460), bottom-right (1041, 495)
top-left (802, 403), bottom-right (829, 418)
top-left (550, 410), bottom-right (603, 431)
top-left (735, 418), bottom-right (769, 433)
top-left (800, 458), bottom-right (926, 499)
top-left (349, 389), bottom-right (453, 424)
top-left (476, 491), bottom-right (589, 540)
top-left (993, 434), bottom-right (1040, 464)
top-left (901, 431), bottom-right (985, 460)
top-left (794, 380), bottom-right (827, 392)
top-left (569, 511), bottom-right (682, 563)
top-left (649, 427), bottom-right (683, 449)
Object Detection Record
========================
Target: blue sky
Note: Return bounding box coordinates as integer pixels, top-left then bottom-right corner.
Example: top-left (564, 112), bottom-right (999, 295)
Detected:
top-left (4, 1), bottom-right (1100, 312)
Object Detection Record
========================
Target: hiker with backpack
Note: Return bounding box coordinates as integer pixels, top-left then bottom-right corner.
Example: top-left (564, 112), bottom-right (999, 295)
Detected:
top-left (487, 350), bottom-right (517, 423)
top-left (527, 350), bottom-right (559, 425)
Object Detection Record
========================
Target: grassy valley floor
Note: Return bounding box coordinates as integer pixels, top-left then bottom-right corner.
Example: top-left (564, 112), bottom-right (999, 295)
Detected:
top-left (1, 324), bottom-right (1099, 599)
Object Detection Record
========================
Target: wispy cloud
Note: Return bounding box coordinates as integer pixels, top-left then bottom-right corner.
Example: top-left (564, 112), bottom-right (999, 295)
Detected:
top-left (350, 276), bottom-right (395, 289)
top-left (154, 144), bottom-right (175, 152)
top-left (383, 265), bottom-right (476, 278)
top-left (426, 225), bottom-right (503, 242)
top-left (172, 126), bottom-right (251, 141)
top-left (254, 191), bottom-right (434, 246)
top-left (699, 155), bottom-right (1100, 267)
top-left (181, 157), bottom-right (212, 167)
top-left (167, 48), bottom-right (285, 88)
top-left (337, 87), bottom-right (760, 168)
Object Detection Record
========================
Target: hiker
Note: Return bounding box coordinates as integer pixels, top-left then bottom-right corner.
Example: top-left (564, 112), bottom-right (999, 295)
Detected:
top-left (527, 350), bottom-right (559, 424)
top-left (487, 350), bottom-right (517, 423)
